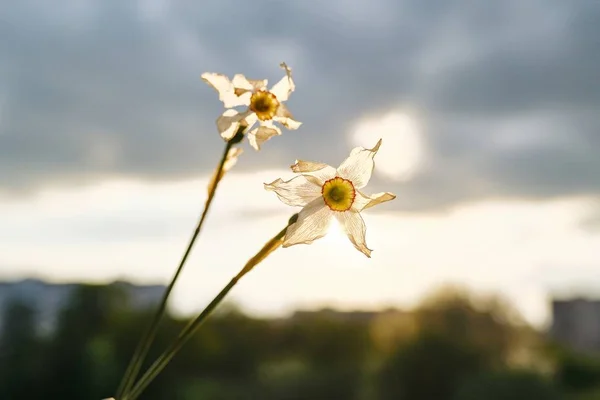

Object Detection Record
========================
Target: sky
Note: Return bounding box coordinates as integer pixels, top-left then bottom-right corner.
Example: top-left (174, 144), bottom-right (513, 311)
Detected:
top-left (1, 0), bottom-right (599, 328)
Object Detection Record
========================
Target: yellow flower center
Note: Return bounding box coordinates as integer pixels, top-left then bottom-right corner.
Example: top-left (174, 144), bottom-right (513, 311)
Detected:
top-left (249, 90), bottom-right (279, 121)
top-left (322, 177), bottom-right (356, 212)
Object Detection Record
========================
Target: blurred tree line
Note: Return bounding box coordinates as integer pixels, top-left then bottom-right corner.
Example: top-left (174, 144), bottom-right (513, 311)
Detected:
top-left (0, 283), bottom-right (599, 400)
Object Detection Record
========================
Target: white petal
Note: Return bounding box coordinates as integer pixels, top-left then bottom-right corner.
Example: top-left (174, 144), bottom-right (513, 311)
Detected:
top-left (202, 73), bottom-right (247, 108)
top-left (216, 109), bottom-right (248, 140)
top-left (248, 78), bottom-right (268, 91)
top-left (270, 62), bottom-right (295, 102)
top-left (231, 74), bottom-right (254, 91)
top-left (336, 211), bottom-right (372, 257)
top-left (352, 190), bottom-right (397, 212)
top-left (291, 160), bottom-right (330, 173)
top-left (290, 160), bottom-right (336, 186)
top-left (247, 121), bottom-right (282, 151)
top-left (283, 198), bottom-right (333, 247)
top-left (264, 175), bottom-right (321, 207)
top-left (336, 139), bottom-right (382, 189)
top-left (244, 112), bottom-right (259, 129)
top-left (274, 103), bottom-right (302, 130)
top-left (201, 72), bottom-right (232, 95)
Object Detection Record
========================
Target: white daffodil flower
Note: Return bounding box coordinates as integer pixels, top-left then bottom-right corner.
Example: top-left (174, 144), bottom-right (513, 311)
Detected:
top-left (265, 139), bottom-right (396, 257)
top-left (201, 63), bottom-right (301, 150)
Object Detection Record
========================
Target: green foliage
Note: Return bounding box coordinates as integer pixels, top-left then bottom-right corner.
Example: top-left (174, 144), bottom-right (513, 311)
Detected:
top-left (0, 283), bottom-right (590, 400)
top-left (377, 333), bottom-right (486, 400)
top-left (0, 299), bottom-right (45, 399)
top-left (555, 349), bottom-right (600, 393)
top-left (455, 370), bottom-right (562, 400)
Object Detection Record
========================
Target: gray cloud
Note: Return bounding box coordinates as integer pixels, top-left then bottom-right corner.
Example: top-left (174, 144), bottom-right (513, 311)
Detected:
top-left (1, 0), bottom-right (599, 211)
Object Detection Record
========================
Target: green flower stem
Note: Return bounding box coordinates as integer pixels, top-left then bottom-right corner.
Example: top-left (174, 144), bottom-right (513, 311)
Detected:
top-left (122, 213), bottom-right (298, 400)
top-left (116, 130), bottom-right (244, 399)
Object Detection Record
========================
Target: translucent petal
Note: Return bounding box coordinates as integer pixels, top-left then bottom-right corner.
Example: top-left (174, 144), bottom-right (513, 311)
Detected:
top-left (283, 198), bottom-right (333, 247)
top-left (247, 121), bottom-right (282, 151)
top-left (248, 79), bottom-right (268, 91)
top-left (336, 139), bottom-right (382, 189)
top-left (264, 175), bottom-right (321, 207)
top-left (244, 112), bottom-right (259, 130)
top-left (201, 72), bottom-right (232, 95)
top-left (231, 74), bottom-right (253, 90)
top-left (290, 160), bottom-right (336, 186)
top-left (336, 211), bottom-right (372, 257)
top-left (352, 190), bottom-right (397, 212)
top-left (274, 103), bottom-right (302, 130)
top-left (270, 62), bottom-right (295, 102)
top-left (216, 109), bottom-right (249, 140)
top-left (291, 160), bottom-right (330, 173)
top-left (202, 73), bottom-right (247, 108)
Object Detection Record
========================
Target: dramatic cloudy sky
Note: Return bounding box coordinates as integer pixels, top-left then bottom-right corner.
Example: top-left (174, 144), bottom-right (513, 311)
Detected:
top-left (1, 0), bottom-right (599, 327)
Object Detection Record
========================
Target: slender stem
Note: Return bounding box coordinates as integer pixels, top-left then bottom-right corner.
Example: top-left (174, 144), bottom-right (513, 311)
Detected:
top-left (116, 137), bottom-right (238, 399)
top-left (123, 214), bottom-right (297, 400)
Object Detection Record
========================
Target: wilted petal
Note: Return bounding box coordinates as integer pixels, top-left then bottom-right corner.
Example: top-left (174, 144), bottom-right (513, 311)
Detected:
top-left (208, 148), bottom-right (243, 195)
top-left (216, 109), bottom-right (249, 140)
top-left (202, 73), bottom-right (246, 108)
top-left (264, 175), bottom-right (321, 207)
top-left (231, 74), bottom-right (254, 91)
top-left (337, 139), bottom-right (382, 189)
top-left (274, 116), bottom-right (302, 130)
top-left (283, 197), bottom-right (333, 247)
top-left (336, 211), bottom-right (372, 257)
top-left (247, 121), bottom-right (282, 150)
top-left (352, 190), bottom-right (397, 211)
top-left (274, 103), bottom-right (302, 130)
top-left (291, 160), bottom-right (330, 173)
top-left (248, 78), bottom-right (268, 91)
top-left (201, 72), bottom-right (232, 95)
top-left (270, 62), bottom-right (295, 102)
top-left (290, 160), bottom-right (336, 186)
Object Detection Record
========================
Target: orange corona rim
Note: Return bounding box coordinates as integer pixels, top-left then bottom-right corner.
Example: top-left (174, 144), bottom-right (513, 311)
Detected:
top-left (249, 90), bottom-right (279, 121)
top-left (321, 177), bottom-right (356, 212)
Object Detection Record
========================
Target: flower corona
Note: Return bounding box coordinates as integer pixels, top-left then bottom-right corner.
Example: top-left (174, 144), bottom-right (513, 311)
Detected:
top-left (322, 177), bottom-right (356, 212)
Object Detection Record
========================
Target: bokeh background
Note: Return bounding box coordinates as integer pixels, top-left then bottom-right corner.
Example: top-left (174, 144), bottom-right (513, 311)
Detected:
top-left (1, 0), bottom-right (600, 399)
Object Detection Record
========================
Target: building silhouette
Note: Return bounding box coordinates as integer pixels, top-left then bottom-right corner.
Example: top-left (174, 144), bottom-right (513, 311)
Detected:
top-left (550, 298), bottom-right (600, 352)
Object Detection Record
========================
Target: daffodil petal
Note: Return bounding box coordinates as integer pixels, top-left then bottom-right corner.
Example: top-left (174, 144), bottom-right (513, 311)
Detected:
top-left (337, 139), bottom-right (382, 189)
top-left (274, 103), bottom-right (302, 130)
top-left (274, 115), bottom-right (302, 130)
top-left (231, 74), bottom-right (254, 90)
top-left (201, 72), bottom-right (232, 96)
top-left (202, 73), bottom-right (247, 108)
top-left (264, 175), bottom-right (321, 207)
top-left (216, 109), bottom-right (249, 140)
top-left (283, 197), bottom-right (333, 247)
top-left (291, 160), bottom-right (330, 172)
top-left (336, 211), bottom-right (372, 257)
top-left (353, 190), bottom-right (397, 211)
top-left (270, 62), bottom-right (295, 102)
top-left (290, 160), bottom-right (336, 186)
top-left (248, 78), bottom-right (268, 91)
top-left (244, 112), bottom-right (259, 129)
top-left (247, 121), bottom-right (282, 150)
